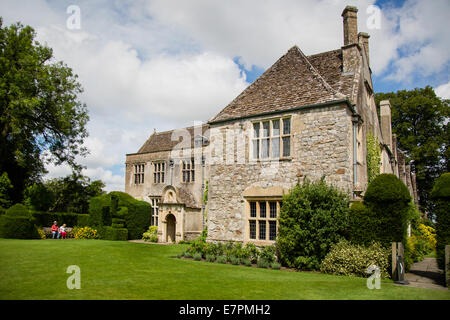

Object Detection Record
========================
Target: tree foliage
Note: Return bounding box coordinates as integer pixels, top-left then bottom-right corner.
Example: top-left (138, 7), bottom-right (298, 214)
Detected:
top-left (277, 178), bottom-right (349, 270)
top-left (0, 172), bottom-right (13, 208)
top-left (349, 174), bottom-right (412, 248)
top-left (23, 173), bottom-right (105, 213)
top-left (375, 86), bottom-right (449, 216)
top-left (431, 172), bottom-right (450, 269)
top-left (0, 18), bottom-right (89, 202)
top-left (366, 130), bottom-right (381, 184)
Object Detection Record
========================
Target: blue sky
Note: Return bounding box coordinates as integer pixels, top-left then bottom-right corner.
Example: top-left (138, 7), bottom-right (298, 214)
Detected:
top-left (1, 0), bottom-right (449, 191)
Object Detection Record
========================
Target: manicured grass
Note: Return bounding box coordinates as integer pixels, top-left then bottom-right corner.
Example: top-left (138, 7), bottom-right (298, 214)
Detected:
top-left (0, 239), bottom-right (449, 300)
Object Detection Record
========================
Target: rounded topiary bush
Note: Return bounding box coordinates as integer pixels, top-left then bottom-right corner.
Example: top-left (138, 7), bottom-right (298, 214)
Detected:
top-left (362, 174), bottom-right (411, 247)
top-left (0, 204), bottom-right (39, 239)
top-left (277, 178), bottom-right (349, 270)
top-left (364, 174), bottom-right (411, 205)
top-left (431, 172), bottom-right (450, 269)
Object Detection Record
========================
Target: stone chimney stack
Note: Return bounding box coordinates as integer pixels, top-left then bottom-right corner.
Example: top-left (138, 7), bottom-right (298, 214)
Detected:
top-left (380, 100), bottom-right (393, 150)
top-left (342, 6), bottom-right (358, 46)
top-left (358, 32), bottom-right (370, 66)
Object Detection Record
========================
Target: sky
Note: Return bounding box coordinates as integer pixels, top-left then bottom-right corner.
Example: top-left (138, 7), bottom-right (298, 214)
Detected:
top-left (1, 0), bottom-right (449, 192)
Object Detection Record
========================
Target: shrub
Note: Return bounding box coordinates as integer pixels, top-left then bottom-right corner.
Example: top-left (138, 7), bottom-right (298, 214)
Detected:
top-left (6, 204), bottom-right (31, 217)
top-left (348, 201), bottom-right (377, 246)
top-left (142, 225), bottom-right (158, 242)
top-left (100, 226), bottom-right (128, 240)
top-left (230, 242), bottom-right (244, 259)
top-left (111, 192), bottom-right (151, 240)
top-left (277, 178), bottom-right (349, 270)
top-left (349, 174), bottom-right (411, 248)
top-left (0, 204), bottom-right (39, 239)
top-left (242, 258), bottom-right (252, 266)
top-left (184, 250), bottom-right (193, 258)
top-left (363, 174), bottom-right (411, 247)
top-left (260, 245), bottom-right (276, 264)
top-left (230, 256), bottom-right (240, 265)
top-left (257, 258), bottom-right (269, 269)
top-left (73, 226), bottom-right (99, 239)
top-left (243, 243), bottom-right (259, 263)
top-left (88, 192), bottom-right (152, 240)
top-left (77, 214), bottom-right (90, 227)
top-left (189, 238), bottom-right (207, 257)
top-left (320, 240), bottom-right (391, 279)
top-left (37, 227), bottom-right (46, 239)
top-left (271, 262), bottom-right (281, 270)
top-left (431, 172), bottom-right (450, 269)
top-left (193, 253), bottom-right (202, 261)
top-left (206, 254), bottom-right (216, 263)
top-left (216, 256), bottom-right (227, 264)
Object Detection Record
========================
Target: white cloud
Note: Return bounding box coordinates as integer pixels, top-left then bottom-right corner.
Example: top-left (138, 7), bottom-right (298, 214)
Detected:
top-left (435, 82), bottom-right (450, 100)
top-left (1, 0), bottom-right (449, 192)
top-left (375, 0), bottom-right (450, 81)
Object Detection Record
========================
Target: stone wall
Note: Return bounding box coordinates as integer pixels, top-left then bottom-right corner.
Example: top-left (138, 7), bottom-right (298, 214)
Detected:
top-left (207, 104), bottom-right (353, 243)
top-left (125, 148), bottom-right (207, 208)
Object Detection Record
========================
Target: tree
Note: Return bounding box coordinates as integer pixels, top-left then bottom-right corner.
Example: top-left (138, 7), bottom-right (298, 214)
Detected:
top-left (375, 86), bottom-right (449, 217)
top-left (0, 18), bottom-right (89, 202)
top-left (0, 172), bottom-right (13, 208)
top-left (430, 172), bottom-right (450, 269)
top-left (23, 174), bottom-right (105, 213)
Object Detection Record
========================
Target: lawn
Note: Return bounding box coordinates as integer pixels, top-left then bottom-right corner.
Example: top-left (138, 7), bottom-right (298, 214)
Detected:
top-left (0, 239), bottom-right (448, 300)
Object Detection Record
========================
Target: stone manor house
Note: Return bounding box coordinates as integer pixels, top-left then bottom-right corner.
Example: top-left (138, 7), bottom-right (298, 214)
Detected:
top-left (125, 6), bottom-right (418, 244)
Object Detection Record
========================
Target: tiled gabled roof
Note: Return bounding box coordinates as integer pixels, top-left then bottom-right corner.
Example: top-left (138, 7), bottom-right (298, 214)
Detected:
top-left (131, 124), bottom-right (209, 155)
top-left (209, 46), bottom-right (353, 124)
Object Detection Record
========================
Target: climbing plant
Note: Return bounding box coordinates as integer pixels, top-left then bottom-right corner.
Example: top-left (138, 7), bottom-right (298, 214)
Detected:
top-left (366, 131), bottom-right (381, 184)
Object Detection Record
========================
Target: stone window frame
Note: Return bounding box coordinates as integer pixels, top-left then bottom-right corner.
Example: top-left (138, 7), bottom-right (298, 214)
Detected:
top-left (181, 158), bottom-right (195, 183)
top-left (153, 161), bottom-right (166, 184)
top-left (251, 116), bottom-right (291, 161)
top-left (134, 163), bottom-right (145, 185)
top-left (246, 198), bottom-right (282, 245)
top-left (150, 197), bottom-right (160, 226)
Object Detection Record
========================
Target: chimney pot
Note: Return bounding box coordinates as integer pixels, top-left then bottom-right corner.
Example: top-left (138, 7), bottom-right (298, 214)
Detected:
top-left (342, 6), bottom-right (358, 46)
top-left (358, 32), bottom-right (370, 66)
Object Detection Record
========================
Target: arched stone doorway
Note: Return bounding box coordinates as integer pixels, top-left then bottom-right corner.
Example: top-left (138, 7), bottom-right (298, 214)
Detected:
top-left (166, 214), bottom-right (176, 243)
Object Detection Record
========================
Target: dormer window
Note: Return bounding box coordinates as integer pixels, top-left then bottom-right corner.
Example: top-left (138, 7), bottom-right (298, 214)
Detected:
top-left (252, 117), bottom-right (291, 160)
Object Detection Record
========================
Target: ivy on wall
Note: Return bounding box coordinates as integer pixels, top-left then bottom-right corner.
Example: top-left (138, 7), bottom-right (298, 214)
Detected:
top-left (366, 131), bottom-right (381, 184)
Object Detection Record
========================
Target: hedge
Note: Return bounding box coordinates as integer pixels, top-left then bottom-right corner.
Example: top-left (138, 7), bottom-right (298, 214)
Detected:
top-left (431, 172), bottom-right (450, 269)
top-left (360, 174), bottom-right (411, 247)
top-left (348, 201), bottom-right (374, 246)
top-left (77, 214), bottom-right (90, 227)
top-left (100, 226), bottom-right (128, 241)
top-left (0, 204), bottom-right (39, 239)
top-left (88, 193), bottom-right (111, 228)
top-left (88, 191), bottom-right (151, 240)
top-left (0, 216), bottom-right (40, 239)
top-left (32, 211), bottom-right (79, 227)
